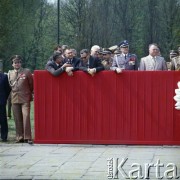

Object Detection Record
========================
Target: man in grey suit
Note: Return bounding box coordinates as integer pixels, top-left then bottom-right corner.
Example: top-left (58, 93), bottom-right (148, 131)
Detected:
top-left (139, 44), bottom-right (167, 71)
top-left (111, 40), bottom-right (138, 73)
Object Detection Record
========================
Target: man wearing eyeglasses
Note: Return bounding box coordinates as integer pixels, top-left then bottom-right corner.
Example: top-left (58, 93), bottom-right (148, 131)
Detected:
top-left (79, 49), bottom-right (104, 76)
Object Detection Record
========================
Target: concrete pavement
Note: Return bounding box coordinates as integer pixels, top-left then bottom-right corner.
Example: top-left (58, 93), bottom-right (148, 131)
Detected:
top-left (0, 143), bottom-right (180, 179)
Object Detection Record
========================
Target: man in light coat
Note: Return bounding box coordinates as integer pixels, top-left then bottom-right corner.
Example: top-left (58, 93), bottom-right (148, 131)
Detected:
top-left (139, 44), bottom-right (167, 71)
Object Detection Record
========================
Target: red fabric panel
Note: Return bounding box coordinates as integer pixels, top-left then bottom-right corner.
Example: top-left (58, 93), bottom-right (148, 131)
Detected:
top-left (34, 71), bottom-right (180, 144)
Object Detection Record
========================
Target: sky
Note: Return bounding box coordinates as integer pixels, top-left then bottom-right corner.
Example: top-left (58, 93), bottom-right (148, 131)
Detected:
top-left (47, 0), bottom-right (56, 4)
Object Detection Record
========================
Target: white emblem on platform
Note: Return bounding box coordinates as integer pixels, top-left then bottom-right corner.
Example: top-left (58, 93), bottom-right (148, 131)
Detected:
top-left (174, 82), bottom-right (180, 110)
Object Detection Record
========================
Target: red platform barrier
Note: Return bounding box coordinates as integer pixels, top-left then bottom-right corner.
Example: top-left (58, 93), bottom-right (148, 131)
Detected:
top-left (34, 71), bottom-right (180, 145)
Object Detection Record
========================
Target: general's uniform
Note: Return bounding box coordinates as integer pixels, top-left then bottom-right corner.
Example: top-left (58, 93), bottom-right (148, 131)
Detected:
top-left (0, 73), bottom-right (11, 141)
top-left (8, 68), bottom-right (33, 141)
top-left (111, 53), bottom-right (138, 70)
top-left (139, 55), bottom-right (167, 71)
top-left (170, 56), bottom-right (180, 71)
top-left (101, 58), bottom-right (113, 70)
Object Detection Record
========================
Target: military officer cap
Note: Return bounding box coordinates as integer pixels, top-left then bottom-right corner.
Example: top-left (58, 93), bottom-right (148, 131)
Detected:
top-left (98, 48), bottom-right (103, 54)
top-left (114, 49), bottom-right (121, 54)
top-left (118, 40), bottom-right (129, 48)
top-left (10, 55), bottom-right (23, 64)
top-left (102, 48), bottom-right (112, 55)
top-left (109, 45), bottom-right (118, 52)
top-left (169, 50), bottom-right (178, 55)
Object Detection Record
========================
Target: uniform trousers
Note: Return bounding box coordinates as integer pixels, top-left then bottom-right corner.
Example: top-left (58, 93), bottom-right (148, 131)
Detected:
top-left (0, 105), bottom-right (8, 140)
top-left (12, 102), bottom-right (32, 140)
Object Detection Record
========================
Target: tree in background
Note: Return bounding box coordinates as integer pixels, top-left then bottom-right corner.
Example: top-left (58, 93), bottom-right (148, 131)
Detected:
top-left (0, 0), bottom-right (180, 71)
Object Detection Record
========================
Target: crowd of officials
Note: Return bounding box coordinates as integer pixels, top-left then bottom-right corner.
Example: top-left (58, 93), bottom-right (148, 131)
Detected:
top-left (45, 41), bottom-right (180, 77)
top-left (0, 40), bottom-right (180, 144)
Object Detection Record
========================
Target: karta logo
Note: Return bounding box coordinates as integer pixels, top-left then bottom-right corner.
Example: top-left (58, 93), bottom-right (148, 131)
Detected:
top-left (107, 158), bottom-right (179, 179)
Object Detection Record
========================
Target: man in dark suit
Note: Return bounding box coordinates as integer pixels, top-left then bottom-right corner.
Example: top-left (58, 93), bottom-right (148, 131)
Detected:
top-left (63, 48), bottom-right (80, 76)
top-left (45, 52), bottom-right (72, 76)
top-left (0, 72), bottom-right (11, 142)
top-left (79, 49), bottom-right (104, 76)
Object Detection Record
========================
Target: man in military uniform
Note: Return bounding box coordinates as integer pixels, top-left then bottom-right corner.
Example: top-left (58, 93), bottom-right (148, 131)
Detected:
top-left (111, 40), bottom-right (138, 73)
top-left (8, 55), bottom-right (33, 144)
top-left (0, 71), bottom-right (11, 142)
top-left (97, 48), bottom-right (103, 62)
top-left (101, 49), bottom-right (113, 70)
top-left (170, 47), bottom-right (180, 71)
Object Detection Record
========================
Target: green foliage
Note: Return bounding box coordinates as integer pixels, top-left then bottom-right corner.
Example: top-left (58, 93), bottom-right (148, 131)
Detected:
top-left (0, 0), bottom-right (180, 71)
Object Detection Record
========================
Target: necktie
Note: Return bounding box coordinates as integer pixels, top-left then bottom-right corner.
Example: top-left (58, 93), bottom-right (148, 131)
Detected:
top-left (125, 54), bottom-right (126, 59)
top-left (15, 71), bottom-right (18, 79)
top-left (69, 59), bottom-right (72, 64)
top-left (152, 57), bottom-right (156, 68)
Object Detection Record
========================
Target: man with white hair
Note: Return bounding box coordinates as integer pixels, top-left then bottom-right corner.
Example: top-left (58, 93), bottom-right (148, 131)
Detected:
top-left (139, 43), bottom-right (167, 70)
top-left (91, 45), bottom-right (101, 58)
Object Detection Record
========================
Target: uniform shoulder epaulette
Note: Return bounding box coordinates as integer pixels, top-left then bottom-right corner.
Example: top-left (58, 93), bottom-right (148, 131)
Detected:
top-left (114, 54), bottom-right (121, 58)
top-left (130, 54), bottom-right (137, 57)
top-left (23, 68), bottom-right (31, 72)
top-left (172, 56), bottom-right (178, 61)
top-left (8, 70), bottom-right (14, 74)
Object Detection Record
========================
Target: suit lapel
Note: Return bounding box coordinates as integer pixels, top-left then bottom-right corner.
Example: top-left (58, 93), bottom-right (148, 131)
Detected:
top-left (125, 54), bottom-right (129, 63)
top-left (89, 56), bottom-right (93, 68)
top-left (146, 56), bottom-right (154, 70)
top-left (52, 61), bottom-right (59, 69)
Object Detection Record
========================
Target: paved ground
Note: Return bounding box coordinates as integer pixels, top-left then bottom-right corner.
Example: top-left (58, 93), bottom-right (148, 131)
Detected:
top-left (0, 143), bottom-right (180, 180)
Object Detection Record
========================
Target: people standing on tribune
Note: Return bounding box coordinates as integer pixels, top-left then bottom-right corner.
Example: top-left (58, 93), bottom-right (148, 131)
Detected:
top-left (0, 71), bottom-right (11, 142)
top-left (111, 40), bottom-right (138, 73)
top-left (8, 55), bottom-right (33, 144)
top-left (139, 44), bottom-right (167, 71)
